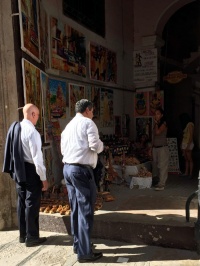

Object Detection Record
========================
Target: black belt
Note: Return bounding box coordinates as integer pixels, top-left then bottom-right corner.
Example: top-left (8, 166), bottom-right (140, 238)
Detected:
top-left (153, 145), bottom-right (168, 148)
top-left (65, 163), bottom-right (92, 169)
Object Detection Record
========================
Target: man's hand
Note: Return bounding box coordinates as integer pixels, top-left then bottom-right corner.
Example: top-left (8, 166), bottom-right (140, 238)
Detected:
top-left (42, 180), bottom-right (48, 191)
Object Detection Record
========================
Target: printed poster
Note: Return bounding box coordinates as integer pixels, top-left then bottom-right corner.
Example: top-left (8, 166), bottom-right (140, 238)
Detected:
top-left (134, 91), bottom-right (149, 117)
top-left (50, 17), bottom-right (86, 76)
top-left (18, 0), bottom-right (40, 61)
top-left (49, 78), bottom-right (67, 119)
top-left (149, 90), bottom-right (164, 115)
top-left (135, 117), bottom-right (153, 142)
top-left (167, 138), bottom-right (180, 174)
top-left (69, 83), bottom-right (85, 117)
top-left (100, 88), bottom-right (114, 127)
top-left (22, 59), bottom-right (43, 134)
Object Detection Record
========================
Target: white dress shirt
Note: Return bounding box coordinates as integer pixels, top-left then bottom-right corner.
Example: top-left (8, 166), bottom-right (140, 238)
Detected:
top-left (61, 113), bottom-right (104, 169)
top-left (20, 119), bottom-right (46, 181)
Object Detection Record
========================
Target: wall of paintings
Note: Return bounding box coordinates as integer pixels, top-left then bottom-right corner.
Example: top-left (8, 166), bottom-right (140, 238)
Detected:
top-left (18, 0), bottom-right (132, 185)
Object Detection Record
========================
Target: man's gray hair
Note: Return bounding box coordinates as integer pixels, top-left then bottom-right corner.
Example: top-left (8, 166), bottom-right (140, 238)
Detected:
top-left (75, 99), bottom-right (93, 114)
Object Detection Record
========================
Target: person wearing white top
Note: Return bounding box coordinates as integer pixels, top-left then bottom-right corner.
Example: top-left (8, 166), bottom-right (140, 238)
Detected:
top-left (61, 99), bottom-right (104, 263)
top-left (15, 104), bottom-right (48, 247)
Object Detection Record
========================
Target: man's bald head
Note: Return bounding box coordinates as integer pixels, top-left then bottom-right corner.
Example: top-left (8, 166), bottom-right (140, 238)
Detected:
top-left (23, 103), bottom-right (40, 125)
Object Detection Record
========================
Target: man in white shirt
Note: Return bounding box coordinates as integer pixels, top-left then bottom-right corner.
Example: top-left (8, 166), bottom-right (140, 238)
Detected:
top-left (3, 103), bottom-right (48, 247)
top-left (61, 99), bottom-right (104, 263)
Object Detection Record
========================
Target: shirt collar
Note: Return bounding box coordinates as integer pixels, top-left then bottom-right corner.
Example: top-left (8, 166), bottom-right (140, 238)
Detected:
top-left (22, 119), bottom-right (35, 128)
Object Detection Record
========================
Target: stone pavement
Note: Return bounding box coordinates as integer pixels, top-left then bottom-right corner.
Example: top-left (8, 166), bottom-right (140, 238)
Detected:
top-left (39, 174), bottom-right (200, 250)
top-left (0, 230), bottom-right (200, 266)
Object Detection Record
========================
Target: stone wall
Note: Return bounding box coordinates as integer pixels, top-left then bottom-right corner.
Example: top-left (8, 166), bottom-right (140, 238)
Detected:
top-left (0, 0), bottom-right (19, 229)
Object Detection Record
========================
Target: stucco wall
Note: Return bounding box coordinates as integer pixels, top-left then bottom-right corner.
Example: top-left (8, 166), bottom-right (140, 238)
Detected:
top-left (0, 0), bottom-right (19, 229)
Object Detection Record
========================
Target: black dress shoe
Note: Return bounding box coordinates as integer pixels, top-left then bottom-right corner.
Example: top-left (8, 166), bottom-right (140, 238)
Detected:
top-left (73, 242), bottom-right (94, 254)
top-left (25, 237), bottom-right (47, 247)
top-left (19, 237), bottom-right (25, 243)
top-left (78, 252), bottom-right (103, 263)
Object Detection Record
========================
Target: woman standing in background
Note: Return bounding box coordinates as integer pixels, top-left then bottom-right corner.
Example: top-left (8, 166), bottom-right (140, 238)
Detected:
top-left (179, 113), bottom-right (194, 179)
top-left (152, 107), bottom-right (169, 191)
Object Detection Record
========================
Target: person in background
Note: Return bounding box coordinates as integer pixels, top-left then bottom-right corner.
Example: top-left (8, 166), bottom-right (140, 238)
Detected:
top-left (61, 99), bottom-right (104, 263)
top-left (2, 103), bottom-right (48, 247)
top-left (152, 107), bottom-right (169, 191)
top-left (179, 113), bottom-right (194, 179)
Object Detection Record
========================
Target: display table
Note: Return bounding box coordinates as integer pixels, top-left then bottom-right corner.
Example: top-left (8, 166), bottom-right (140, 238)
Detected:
top-left (113, 161), bottom-right (152, 185)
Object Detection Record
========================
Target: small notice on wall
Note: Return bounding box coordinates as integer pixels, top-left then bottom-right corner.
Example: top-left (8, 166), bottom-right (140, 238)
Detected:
top-left (167, 138), bottom-right (180, 174)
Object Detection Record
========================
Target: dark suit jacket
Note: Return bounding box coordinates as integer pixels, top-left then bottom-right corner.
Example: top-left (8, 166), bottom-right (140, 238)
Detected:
top-left (2, 121), bottom-right (26, 183)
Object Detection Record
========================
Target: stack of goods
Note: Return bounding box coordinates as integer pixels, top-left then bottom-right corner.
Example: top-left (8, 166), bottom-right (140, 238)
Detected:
top-left (97, 191), bottom-right (115, 202)
top-left (39, 184), bottom-right (110, 215)
top-left (129, 166), bottom-right (152, 189)
top-left (136, 166), bottom-right (152, 178)
top-left (113, 155), bottom-right (140, 166)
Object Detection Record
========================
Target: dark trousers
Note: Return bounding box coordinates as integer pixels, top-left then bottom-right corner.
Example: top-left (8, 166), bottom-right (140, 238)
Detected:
top-left (16, 162), bottom-right (42, 239)
top-left (63, 164), bottom-right (97, 258)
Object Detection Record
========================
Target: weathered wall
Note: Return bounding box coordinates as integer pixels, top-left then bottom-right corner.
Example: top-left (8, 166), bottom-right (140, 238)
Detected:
top-left (0, 0), bottom-right (19, 229)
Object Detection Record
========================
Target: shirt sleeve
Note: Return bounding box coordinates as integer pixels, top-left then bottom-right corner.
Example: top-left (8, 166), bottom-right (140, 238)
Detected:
top-left (87, 120), bottom-right (104, 154)
top-left (29, 130), bottom-right (46, 181)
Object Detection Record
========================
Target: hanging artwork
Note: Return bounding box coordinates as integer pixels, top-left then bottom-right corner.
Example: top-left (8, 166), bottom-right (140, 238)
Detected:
top-left (85, 86), bottom-right (101, 119)
top-left (135, 117), bottom-right (153, 142)
top-left (134, 91), bottom-right (149, 117)
top-left (69, 83), bottom-right (85, 117)
top-left (89, 42), bottom-right (117, 83)
top-left (22, 59), bottom-right (43, 134)
top-left (41, 71), bottom-right (52, 143)
top-left (49, 78), bottom-right (67, 119)
top-left (149, 90), bottom-right (164, 115)
top-left (39, 1), bottom-right (49, 67)
top-left (50, 16), bottom-right (86, 76)
top-left (18, 0), bottom-right (40, 61)
top-left (100, 88), bottom-right (114, 127)
top-left (43, 146), bottom-right (54, 186)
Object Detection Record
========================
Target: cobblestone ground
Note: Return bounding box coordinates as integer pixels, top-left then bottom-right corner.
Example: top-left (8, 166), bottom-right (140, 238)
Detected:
top-left (0, 230), bottom-right (200, 266)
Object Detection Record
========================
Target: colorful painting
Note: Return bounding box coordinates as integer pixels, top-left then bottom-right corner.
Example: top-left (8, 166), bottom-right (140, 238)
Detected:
top-left (89, 42), bottom-right (117, 83)
top-left (85, 86), bottom-right (101, 119)
top-left (49, 78), bottom-right (67, 119)
top-left (39, 1), bottom-right (49, 67)
top-left (43, 146), bottom-right (54, 186)
top-left (149, 90), bottom-right (164, 115)
top-left (50, 16), bottom-right (86, 76)
top-left (135, 117), bottom-right (153, 142)
top-left (69, 83), bottom-right (85, 117)
top-left (41, 71), bottom-right (52, 143)
top-left (134, 91), bottom-right (149, 117)
top-left (18, 0), bottom-right (40, 61)
top-left (100, 88), bottom-right (114, 127)
top-left (22, 59), bottom-right (42, 134)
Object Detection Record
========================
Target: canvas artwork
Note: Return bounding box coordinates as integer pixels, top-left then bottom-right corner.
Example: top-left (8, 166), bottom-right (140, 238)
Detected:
top-left (22, 59), bottom-right (43, 134)
top-left (89, 42), bottom-right (117, 83)
top-left (43, 146), bottom-right (54, 186)
top-left (18, 0), bottom-right (40, 61)
top-left (135, 117), bottom-right (153, 142)
top-left (149, 90), bottom-right (164, 115)
top-left (69, 83), bottom-right (85, 117)
top-left (134, 91), bottom-right (149, 117)
top-left (100, 88), bottom-right (114, 127)
top-left (39, 1), bottom-right (49, 67)
top-left (85, 86), bottom-right (101, 119)
top-left (50, 16), bottom-right (86, 76)
top-left (41, 71), bottom-right (52, 143)
top-left (49, 78), bottom-right (67, 119)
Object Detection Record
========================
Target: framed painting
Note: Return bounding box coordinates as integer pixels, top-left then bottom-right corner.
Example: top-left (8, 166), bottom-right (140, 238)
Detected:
top-left (18, 0), bottom-right (40, 61)
top-left (69, 83), bottom-right (85, 117)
